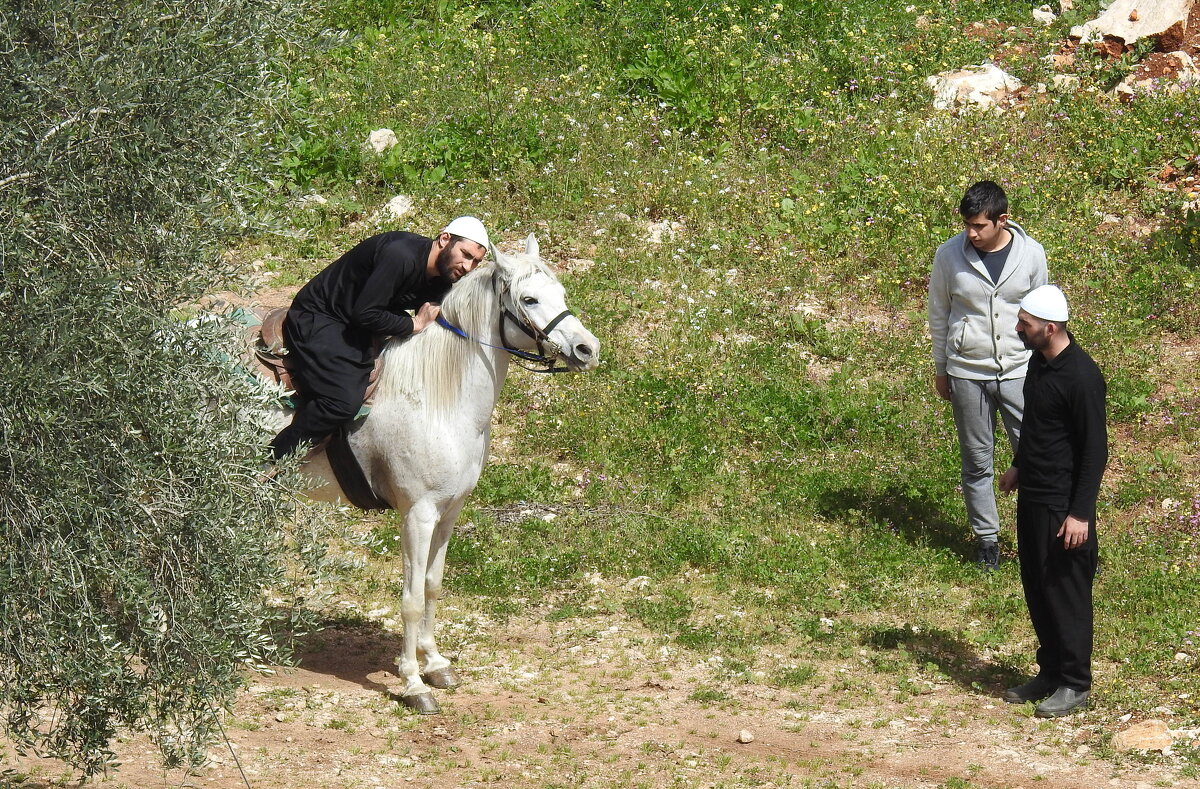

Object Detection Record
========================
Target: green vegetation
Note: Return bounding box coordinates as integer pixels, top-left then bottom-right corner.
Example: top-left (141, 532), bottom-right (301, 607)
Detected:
top-left (0, 0), bottom-right (330, 776)
top-left (271, 0), bottom-right (1195, 741)
top-left (5, 0), bottom-right (1199, 776)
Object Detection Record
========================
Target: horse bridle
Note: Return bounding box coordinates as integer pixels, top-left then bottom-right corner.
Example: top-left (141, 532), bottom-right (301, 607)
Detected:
top-left (498, 303), bottom-right (575, 372)
top-left (435, 274), bottom-right (576, 374)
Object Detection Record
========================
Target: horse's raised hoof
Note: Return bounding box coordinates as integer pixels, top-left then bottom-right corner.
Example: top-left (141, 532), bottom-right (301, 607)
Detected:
top-left (422, 666), bottom-right (461, 690)
top-left (399, 692), bottom-right (441, 715)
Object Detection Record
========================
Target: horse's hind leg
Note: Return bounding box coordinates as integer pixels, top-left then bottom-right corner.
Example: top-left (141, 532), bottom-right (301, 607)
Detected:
top-left (397, 500), bottom-right (439, 712)
top-left (418, 499), bottom-right (464, 690)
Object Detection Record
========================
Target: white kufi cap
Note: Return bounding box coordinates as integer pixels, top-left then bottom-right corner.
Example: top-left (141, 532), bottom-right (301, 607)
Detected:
top-left (1020, 284), bottom-right (1069, 322)
top-left (442, 216), bottom-right (490, 251)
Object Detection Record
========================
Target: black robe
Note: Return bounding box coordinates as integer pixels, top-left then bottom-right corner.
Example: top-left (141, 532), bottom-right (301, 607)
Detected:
top-left (269, 232), bottom-right (450, 458)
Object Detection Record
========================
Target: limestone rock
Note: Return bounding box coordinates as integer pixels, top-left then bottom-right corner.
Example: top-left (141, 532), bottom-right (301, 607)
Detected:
top-left (1113, 719), bottom-right (1173, 752)
top-left (381, 194), bottom-right (414, 220)
top-left (926, 62), bottom-right (1023, 111)
top-left (364, 128), bottom-right (399, 154)
top-left (645, 220), bottom-right (685, 244)
top-left (294, 193), bottom-right (328, 209)
top-left (1033, 5), bottom-right (1058, 25)
top-left (564, 258), bottom-right (595, 274)
top-left (1052, 74), bottom-right (1081, 92)
top-left (737, 730), bottom-right (755, 744)
top-left (1070, 0), bottom-right (1193, 55)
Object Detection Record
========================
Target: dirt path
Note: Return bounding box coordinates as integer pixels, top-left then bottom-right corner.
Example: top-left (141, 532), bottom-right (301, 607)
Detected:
top-left (4, 609), bottom-right (1197, 789)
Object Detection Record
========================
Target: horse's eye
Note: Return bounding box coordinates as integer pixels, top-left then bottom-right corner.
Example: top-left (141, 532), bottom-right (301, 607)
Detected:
top-left (521, 296), bottom-right (538, 305)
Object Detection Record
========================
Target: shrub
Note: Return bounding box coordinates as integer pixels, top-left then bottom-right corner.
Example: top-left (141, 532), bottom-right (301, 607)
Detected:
top-left (0, 0), bottom-right (315, 775)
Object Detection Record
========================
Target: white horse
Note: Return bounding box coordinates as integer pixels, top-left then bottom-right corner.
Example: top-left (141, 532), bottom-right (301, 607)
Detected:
top-left (296, 235), bottom-right (599, 713)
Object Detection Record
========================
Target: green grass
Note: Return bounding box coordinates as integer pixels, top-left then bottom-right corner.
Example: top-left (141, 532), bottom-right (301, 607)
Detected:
top-left (248, 0), bottom-right (1200, 759)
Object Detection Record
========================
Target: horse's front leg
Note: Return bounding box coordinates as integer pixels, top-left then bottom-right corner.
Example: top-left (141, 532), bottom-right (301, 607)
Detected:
top-left (397, 499), bottom-right (440, 713)
top-left (417, 499), bottom-right (465, 690)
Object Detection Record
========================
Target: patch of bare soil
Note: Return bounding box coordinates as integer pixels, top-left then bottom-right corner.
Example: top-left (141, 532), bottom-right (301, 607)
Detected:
top-left (4, 611), bottom-right (1198, 789)
top-left (199, 285), bottom-right (298, 315)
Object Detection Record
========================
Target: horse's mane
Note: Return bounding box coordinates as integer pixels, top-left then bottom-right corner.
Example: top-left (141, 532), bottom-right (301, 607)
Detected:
top-left (373, 250), bottom-right (556, 414)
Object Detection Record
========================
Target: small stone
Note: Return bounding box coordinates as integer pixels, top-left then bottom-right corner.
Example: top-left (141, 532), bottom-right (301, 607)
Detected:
top-left (364, 128), bottom-right (399, 154)
top-left (294, 193), bottom-right (328, 208)
top-left (737, 729), bottom-right (755, 743)
top-left (1032, 5), bottom-right (1057, 25)
top-left (645, 220), bottom-right (685, 244)
top-left (381, 194), bottom-right (414, 220)
top-left (1052, 74), bottom-right (1080, 92)
top-left (1113, 719), bottom-right (1173, 752)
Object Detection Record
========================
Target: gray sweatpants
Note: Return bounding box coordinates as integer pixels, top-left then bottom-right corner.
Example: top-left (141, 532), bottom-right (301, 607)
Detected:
top-left (949, 376), bottom-right (1025, 543)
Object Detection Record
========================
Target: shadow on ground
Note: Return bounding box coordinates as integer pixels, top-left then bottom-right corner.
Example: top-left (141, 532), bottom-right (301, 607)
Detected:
top-left (285, 617), bottom-right (406, 695)
top-left (815, 484), bottom-right (971, 558)
top-left (860, 623), bottom-right (1029, 694)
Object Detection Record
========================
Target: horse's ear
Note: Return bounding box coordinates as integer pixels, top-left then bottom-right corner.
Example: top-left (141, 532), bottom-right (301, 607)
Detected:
top-left (490, 243), bottom-right (511, 274)
top-left (523, 234), bottom-right (540, 258)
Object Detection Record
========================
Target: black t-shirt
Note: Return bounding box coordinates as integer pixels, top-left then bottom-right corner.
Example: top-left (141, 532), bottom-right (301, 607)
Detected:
top-left (979, 234), bottom-right (1013, 284)
top-left (290, 232), bottom-right (451, 343)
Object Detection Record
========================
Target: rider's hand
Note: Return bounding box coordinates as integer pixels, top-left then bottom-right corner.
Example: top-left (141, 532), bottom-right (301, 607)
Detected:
top-left (411, 302), bottom-right (442, 333)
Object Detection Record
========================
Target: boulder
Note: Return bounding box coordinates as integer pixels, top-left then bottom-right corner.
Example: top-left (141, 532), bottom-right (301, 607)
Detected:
top-left (1113, 719), bottom-right (1173, 752)
top-left (1070, 0), bottom-right (1194, 56)
top-left (926, 62), bottom-right (1023, 111)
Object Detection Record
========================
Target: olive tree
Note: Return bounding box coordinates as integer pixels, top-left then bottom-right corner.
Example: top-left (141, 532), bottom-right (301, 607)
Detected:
top-left (0, 0), bottom-right (319, 774)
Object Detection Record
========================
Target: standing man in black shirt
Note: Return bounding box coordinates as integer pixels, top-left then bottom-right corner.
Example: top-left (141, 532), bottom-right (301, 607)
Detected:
top-left (268, 216), bottom-right (490, 460)
top-left (998, 284), bottom-right (1108, 718)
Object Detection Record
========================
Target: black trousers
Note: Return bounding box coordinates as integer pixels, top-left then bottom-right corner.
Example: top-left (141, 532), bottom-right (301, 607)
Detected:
top-left (267, 311), bottom-right (372, 460)
top-left (1016, 497), bottom-right (1098, 691)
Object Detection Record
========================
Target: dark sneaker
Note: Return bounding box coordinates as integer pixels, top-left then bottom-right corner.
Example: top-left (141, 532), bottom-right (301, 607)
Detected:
top-left (1003, 675), bottom-right (1056, 704)
top-left (1034, 687), bottom-right (1090, 718)
top-left (976, 541), bottom-right (1000, 572)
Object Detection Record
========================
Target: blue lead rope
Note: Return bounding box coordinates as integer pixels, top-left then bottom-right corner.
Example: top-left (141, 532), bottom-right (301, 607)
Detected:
top-left (435, 314), bottom-right (566, 370)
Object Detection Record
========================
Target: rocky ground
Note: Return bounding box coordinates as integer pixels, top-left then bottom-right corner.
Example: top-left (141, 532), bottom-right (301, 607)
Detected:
top-left (4, 604), bottom-right (1198, 789)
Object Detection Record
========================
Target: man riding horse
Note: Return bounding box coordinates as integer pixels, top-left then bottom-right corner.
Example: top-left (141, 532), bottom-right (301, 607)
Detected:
top-left (268, 216), bottom-right (490, 460)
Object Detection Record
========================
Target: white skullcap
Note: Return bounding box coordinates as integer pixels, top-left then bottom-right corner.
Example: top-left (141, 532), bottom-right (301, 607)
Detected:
top-left (1020, 284), bottom-right (1069, 322)
top-left (441, 216), bottom-right (489, 251)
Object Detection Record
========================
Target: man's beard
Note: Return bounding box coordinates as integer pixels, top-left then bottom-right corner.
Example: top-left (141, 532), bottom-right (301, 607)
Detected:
top-left (435, 243), bottom-right (457, 280)
top-left (1019, 329), bottom-right (1047, 351)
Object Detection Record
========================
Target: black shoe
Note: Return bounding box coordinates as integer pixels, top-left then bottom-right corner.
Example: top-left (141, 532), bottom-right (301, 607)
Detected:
top-left (1002, 675), bottom-right (1056, 704)
top-left (976, 541), bottom-right (1000, 572)
top-left (1034, 687), bottom-right (1090, 717)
